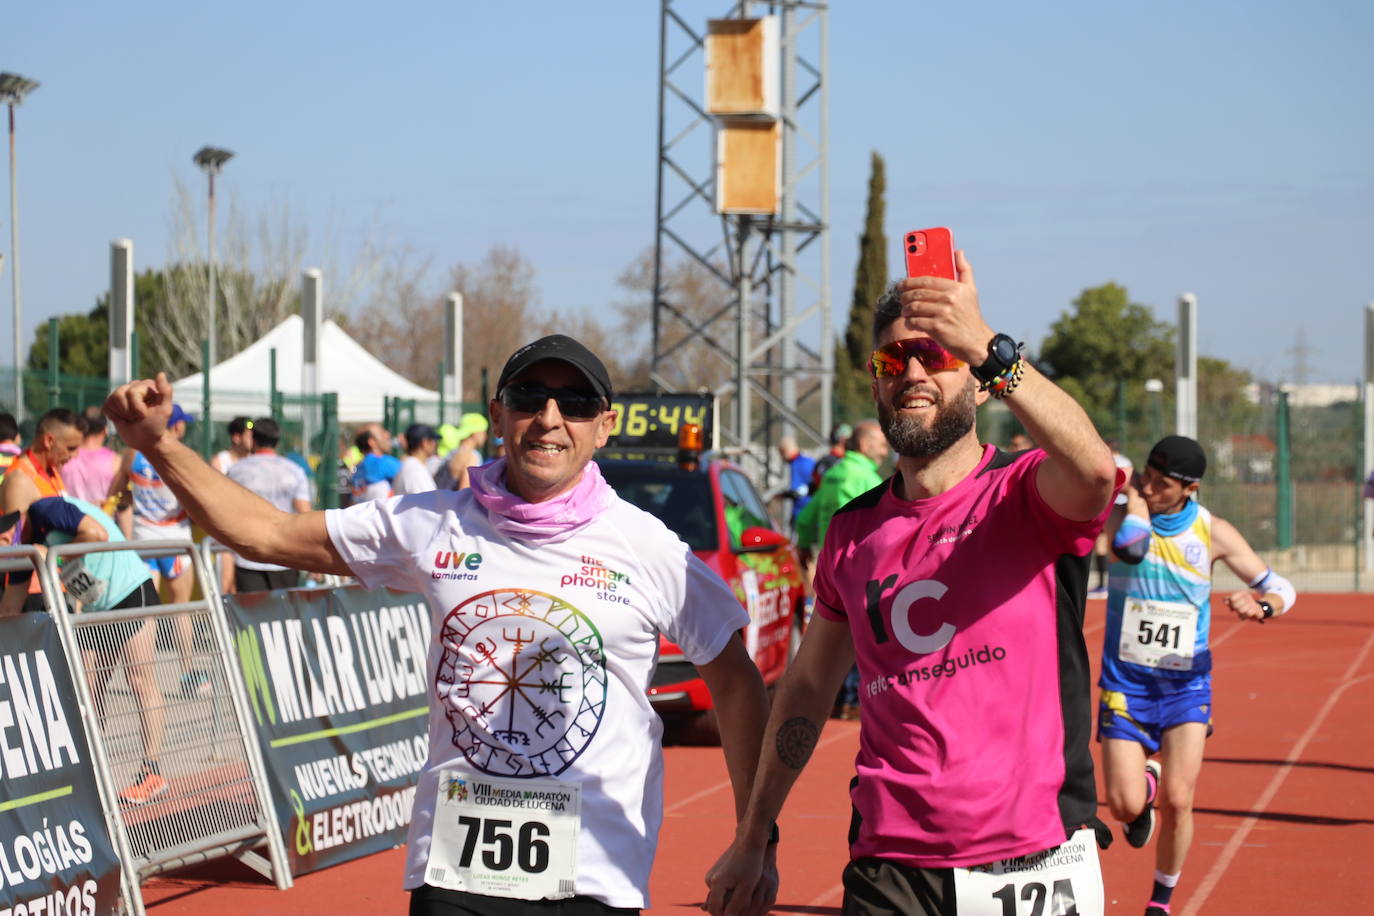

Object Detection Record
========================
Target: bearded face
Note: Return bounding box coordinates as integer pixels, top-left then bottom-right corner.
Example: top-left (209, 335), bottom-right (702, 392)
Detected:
top-left (878, 374), bottom-right (978, 458)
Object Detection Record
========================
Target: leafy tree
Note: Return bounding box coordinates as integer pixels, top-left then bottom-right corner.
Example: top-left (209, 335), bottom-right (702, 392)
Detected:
top-left (27, 309), bottom-right (112, 378)
top-left (835, 152), bottom-right (887, 423)
top-left (1038, 283), bottom-right (1175, 416)
top-left (27, 271), bottom-right (158, 377)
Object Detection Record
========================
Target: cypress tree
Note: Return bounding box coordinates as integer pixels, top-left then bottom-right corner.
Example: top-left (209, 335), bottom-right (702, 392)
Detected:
top-left (834, 151), bottom-right (888, 423)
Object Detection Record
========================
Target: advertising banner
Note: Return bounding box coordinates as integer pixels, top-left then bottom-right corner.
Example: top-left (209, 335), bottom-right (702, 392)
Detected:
top-left (226, 586), bottom-right (431, 876)
top-left (0, 613), bottom-right (122, 916)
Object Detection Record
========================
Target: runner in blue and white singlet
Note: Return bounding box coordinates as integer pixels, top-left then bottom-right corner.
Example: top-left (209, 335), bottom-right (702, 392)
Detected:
top-left (1101, 499), bottom-right (1215, 694)
top-left (1098, 436), bottom-right (1298, 916)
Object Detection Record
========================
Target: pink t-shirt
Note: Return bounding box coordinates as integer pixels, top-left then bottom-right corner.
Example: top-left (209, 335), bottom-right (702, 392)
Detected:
top-left (813, 444), bottom-right (1115, 868)
top-left (61, 446), bottom-right (118, 507)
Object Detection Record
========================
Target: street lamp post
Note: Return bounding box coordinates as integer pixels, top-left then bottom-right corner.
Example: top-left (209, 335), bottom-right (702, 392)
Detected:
top-left (1145, 378), bottom-right (1165, 445)
top-left (192, 146), bottom-right (233, 366)
top-left (1, 72), bottom-right (39, 420)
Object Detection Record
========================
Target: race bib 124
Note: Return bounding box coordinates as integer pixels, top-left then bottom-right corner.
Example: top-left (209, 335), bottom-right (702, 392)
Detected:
top-left (952, 828), bottom-right (1104, 916)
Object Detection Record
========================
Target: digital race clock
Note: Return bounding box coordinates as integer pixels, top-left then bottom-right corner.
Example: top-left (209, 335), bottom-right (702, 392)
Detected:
top-left (602, 392), bottom-right (717, 453)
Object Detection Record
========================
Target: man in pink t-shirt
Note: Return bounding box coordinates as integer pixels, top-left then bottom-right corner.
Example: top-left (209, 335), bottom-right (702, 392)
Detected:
top-left (707, 249), bottom-right (1122, 916)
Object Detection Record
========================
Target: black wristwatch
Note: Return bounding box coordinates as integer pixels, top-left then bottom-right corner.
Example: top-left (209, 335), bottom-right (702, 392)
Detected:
top-left (971, 333), bottom-right (1022, 384)
top-left (1258, 600), bottom-right (1275, 619)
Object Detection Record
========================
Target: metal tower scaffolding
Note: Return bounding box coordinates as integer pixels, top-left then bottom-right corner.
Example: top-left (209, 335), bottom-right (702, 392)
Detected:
top-left (651, 0), bottom-right (830, 487)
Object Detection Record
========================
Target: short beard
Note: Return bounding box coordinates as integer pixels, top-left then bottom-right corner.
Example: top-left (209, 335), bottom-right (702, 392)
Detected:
top-left (879, 378), bottom-right (977, 458)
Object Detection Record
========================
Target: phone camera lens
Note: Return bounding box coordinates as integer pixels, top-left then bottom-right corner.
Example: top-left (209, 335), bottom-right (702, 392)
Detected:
top-left (906, 234), bottom-right (915, 243)
top-left (908, 244), bottom-right (917, 253)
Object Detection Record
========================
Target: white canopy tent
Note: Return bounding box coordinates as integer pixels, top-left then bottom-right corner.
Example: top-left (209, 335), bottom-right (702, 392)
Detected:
top-left (173, 315), bottom-right (442, 424)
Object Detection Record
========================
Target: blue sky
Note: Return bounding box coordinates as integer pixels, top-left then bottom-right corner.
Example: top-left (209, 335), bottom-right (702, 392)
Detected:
top-left (5, 0), bottom-right (1371, 383)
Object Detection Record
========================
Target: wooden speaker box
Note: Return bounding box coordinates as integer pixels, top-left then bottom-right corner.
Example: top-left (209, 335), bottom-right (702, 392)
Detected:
top-left (705, 17), bottom-right (778, 118)
top-left (716, 120), bottom-right (780, 215)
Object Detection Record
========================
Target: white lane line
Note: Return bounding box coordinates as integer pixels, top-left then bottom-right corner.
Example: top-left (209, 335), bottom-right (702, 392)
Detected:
top-left (1179, 629), bottom-right (1374, 916)
top-left (803, 883), bottom-right (845, 909)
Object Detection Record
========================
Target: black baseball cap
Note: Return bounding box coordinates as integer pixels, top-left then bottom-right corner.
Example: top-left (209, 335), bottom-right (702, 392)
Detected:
top-left (1147, 435), bottom-right (1206, 483)
top-left (496, 335), bottom-right (613, 404)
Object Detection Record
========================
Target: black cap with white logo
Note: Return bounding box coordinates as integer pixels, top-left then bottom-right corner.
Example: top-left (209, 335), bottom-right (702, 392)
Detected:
top-left (496, 335), bottom-right (614, 404)
top-left (1147, 435), bottom-right (1206, 483)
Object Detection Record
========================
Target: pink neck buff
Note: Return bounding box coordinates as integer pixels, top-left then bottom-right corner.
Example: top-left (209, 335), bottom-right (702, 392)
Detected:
top-left (467, 457), bottom-right (615, 545)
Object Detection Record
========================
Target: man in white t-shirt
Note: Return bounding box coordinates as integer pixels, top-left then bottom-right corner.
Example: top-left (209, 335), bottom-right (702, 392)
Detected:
top-left (103, 334), bottom-right (777, 916)
top-left (394, 423), bottom-right (439, 495)
top-left (225, 417), bottom-right (312, 592)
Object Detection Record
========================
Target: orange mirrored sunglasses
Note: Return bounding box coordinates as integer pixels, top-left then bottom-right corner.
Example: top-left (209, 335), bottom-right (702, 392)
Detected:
top-left (869, 337), bottom-right (965, 378)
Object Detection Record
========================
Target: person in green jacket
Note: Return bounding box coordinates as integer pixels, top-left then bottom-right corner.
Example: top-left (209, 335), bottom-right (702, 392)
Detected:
top-left (793, 419), bottom-right (889, 719)
top-left (795, 419), bottom-right (889, 556)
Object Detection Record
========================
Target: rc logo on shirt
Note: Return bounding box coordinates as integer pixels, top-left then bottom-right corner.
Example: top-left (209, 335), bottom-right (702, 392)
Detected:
top-left (862, 575), bottom-right (1011, 698)
top-left (865, 575), bottom-right (957, 655)
top-left (1184, 543), bottom-right (1204, 567)
top-left (436, 588), bottom-right (607, 777)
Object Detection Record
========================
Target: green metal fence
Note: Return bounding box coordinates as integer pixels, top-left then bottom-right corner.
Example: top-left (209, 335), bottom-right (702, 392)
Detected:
top-left (1078, 383), bottom-right (1364, 593)
top-left (5, 362), bottom-right (1365, 589)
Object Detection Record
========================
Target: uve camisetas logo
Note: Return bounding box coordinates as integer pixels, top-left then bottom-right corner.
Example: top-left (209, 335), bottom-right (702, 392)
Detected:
top-left (433, 549), bottom-right (483, 582)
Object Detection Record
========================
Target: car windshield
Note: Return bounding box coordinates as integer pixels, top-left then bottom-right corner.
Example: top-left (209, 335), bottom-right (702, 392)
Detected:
top-left (598, 463), bottom-right (717, 551)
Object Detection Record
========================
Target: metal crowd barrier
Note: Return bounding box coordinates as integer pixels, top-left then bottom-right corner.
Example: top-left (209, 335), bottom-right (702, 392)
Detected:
top-left (34, 538), bottom-right (291, 915)
top-left (0, 545), bottom-right (141, 915)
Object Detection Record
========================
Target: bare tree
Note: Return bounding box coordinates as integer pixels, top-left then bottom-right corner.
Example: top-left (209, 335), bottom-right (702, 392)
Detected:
top-left (154, 176), bottom-right (382, 381)
top-left (337, 248), bottom-right (441, 385)
top-left (345, 243), bottom-right (666, 404)
top-left (612, 247), bottom-right (743, 394)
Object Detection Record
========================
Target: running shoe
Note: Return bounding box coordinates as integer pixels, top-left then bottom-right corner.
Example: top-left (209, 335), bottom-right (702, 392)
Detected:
top-left (118, 770), bottom-right (168, 806)
top-left (1087, 586), bottom-right (1109, 598)
top-left (1144, 905), bottom-right (1170, 916)
top-left (180, 669), bottom-right (212, 698)
top-left (1124, 759), bottom-right (1162, 848)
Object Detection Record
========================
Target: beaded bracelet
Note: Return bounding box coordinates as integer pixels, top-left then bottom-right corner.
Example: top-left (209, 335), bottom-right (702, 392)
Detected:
top-left (979, 358), bottom-right (1025, 399)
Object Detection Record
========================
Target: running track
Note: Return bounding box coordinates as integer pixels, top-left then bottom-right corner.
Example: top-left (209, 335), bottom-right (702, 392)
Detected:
top-left (144, 594), bottom-right (1373, 914)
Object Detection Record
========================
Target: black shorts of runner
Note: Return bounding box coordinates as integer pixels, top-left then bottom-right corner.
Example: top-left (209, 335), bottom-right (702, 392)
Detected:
top-left (408, 885), bottom-right (638, 916)
top-left (234, 566), bottom-right (299, 593)
top-left (74, 580), bottom-right (160, 653)
top-left (842, 857), bottom-right (954, 916)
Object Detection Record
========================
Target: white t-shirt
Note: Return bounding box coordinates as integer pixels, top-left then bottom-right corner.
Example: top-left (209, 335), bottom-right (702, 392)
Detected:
top-left (325, 489), bottom-right (747, 908)
top-left (393, 454), bottom-right (438, 495)
top-left (228, 452), bottom-right (313, 571)
top-left (211, 449), bottom-right (238, 474)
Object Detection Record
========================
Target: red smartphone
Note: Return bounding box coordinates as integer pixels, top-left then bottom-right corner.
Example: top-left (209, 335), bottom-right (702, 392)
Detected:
top-left (903, 227), bottom-right (956, 280)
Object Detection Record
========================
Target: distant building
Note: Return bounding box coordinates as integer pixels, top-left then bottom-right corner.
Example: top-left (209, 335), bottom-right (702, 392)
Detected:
top-left (1244, 382), bottom-right (1358, 408)
top-left (1214, 433), bottom-right (1276, 483)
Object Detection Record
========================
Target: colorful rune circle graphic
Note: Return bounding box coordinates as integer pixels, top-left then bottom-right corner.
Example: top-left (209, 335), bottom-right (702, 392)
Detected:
top-left (437, 588), bottom-right (607, 776)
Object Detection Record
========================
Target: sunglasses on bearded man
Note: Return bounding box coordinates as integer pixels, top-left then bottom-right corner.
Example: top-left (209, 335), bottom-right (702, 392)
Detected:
top-left (868, 337), bottom-right (966, 379)
top-left (499, 384), bottom-right (606, 420)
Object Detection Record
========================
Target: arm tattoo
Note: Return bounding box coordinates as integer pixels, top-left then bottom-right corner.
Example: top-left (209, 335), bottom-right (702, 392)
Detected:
top-left (775, 716), bottom-right (820, 770)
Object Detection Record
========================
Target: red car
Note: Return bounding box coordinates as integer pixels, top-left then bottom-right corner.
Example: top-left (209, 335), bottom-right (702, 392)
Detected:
top-left (597, 455), bottom-right (807, 741)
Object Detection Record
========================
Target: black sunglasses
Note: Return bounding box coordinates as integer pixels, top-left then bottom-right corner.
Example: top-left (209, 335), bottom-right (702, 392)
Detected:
top-left (499, 384), bottom-right (605, 420)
